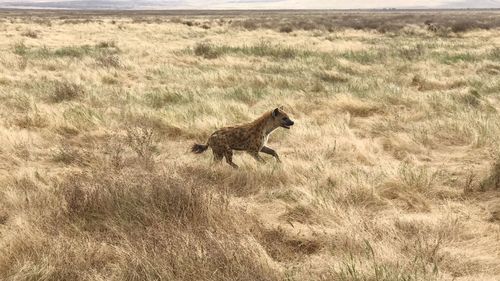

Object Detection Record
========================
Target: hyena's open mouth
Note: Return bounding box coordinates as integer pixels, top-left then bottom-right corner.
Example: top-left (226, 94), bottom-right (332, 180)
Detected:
top-left (282, 120), bottom-right (294, 129)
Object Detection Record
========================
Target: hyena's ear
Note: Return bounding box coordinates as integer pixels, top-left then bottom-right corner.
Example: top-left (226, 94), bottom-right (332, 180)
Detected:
top-left (272, 108), bottom-right (280, 117)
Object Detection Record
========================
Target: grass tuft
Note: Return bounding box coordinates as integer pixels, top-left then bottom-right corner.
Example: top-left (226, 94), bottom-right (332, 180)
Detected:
top-left (21, 29), bottom-right (39, 38)
top-left (51, 81), bottom-right (86, 103)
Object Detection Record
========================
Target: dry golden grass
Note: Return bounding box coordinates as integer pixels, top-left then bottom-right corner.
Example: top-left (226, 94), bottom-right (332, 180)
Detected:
top-left (0, 11), bottom-right (500, 281)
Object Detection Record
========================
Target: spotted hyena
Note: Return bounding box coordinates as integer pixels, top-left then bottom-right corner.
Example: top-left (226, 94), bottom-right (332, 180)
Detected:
top-left (192, 107), bottom-right (295, 168)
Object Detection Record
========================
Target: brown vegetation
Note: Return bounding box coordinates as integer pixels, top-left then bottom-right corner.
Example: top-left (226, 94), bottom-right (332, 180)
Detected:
top-left (0, 10), bottom-right (499, 281)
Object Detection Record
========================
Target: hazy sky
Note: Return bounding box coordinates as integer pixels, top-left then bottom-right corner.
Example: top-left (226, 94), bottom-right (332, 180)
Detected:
top-left (194, 0), bottom-right (455, 9)
top-left (203, 0), bottom-right (500, 9)
top-left (1, 0), bottom-right (499, 9)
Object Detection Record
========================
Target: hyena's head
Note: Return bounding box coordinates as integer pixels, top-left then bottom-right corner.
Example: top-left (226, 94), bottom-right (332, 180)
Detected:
top-left (271, 107), bottom-right (294, 129)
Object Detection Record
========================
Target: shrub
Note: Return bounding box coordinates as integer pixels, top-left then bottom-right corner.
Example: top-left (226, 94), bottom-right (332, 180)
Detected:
top-left (13, 41), bottom-right (28, 56)
top-left (279, 26), bottom-right (293, 33)
top-left (21, 29), bottom-right (39, 38)
top-left (96, 54), bottom-right (122, 68)
top-left (480, 158), bottom-right (500, 190)
top-left (242, 20), bottom-right (258, 30)
top-left (13, 112), bottom-right (49, 129)
top-left (33, 18), bottom-right (52, 26)
top-left (51, 81), bottom-right (86, 103)
top-left (52, 144), bottom-right (85, 165)
top-left (398, 164), bottom-right (438, 192)
top-left (451, 20), bottom-right (491, 33)
top-left (96, 40), bottom-right (117, 49)
top-left (126, 125), bottom-right (157, 161)
top-left (17, 56), bottom-right (28, 70)
top-left (489, 48), bottom-right (500, 61)
top-left (194, 42), bottom-right (220, 59)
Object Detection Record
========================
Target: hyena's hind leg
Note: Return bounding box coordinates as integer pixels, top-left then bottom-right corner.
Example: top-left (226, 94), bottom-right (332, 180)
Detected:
top-left (223, 146), bottom-right (239, 169)
top-left (212, 148), bottom-right (224, 165)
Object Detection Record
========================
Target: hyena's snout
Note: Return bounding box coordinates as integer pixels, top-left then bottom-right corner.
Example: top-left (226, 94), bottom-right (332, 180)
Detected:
top-left (282, 118), bottom-right (294, 129)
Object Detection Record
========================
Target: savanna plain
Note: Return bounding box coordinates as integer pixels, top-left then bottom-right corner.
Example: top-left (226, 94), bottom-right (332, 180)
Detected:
top-left (0, 10), bottom-right (500, 281)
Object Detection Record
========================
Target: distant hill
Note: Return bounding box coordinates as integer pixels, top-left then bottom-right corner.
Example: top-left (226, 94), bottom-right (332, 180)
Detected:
top-left (439, 0), bottom-right (500, 9)
top-left (0, 0), bottom-right (499, 10)
top-left (0, 0), bottom-right (184, 9)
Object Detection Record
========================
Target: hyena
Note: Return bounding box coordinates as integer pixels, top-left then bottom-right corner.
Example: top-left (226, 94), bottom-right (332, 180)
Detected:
top-left (192, 107), bottom-right (294, 168)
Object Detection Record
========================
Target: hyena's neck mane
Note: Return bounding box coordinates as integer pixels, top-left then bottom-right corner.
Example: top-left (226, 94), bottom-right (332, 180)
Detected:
top-left (248, 111), bottom-right (278, 135)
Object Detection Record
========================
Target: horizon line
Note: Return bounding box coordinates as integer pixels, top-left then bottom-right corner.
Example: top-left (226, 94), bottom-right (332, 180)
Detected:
top-left (1, 7), bottom-right (500, 11)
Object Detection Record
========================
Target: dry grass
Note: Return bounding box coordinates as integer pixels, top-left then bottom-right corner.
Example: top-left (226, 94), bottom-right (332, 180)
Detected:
top-left (0, 10), bottom-right (500, 281)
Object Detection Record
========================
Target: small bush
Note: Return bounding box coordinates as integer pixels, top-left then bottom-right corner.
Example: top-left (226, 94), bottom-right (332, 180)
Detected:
top-left (101, 75), bottom-right (120, 85)
top-left (96, 40), bottom-right (117, 49)
top-left (458, 90), bottom-right (481, 107)
top-left (33, 18), bottom-right (52, 26)
top-left (126, 124), bottom-right (158, 161)
top-left (52, 144), bottom-right (88, 165)
top-left (96, 54), bottom-right (122, 68)
top-left (51, 81), bottom-right (86, 103)
top-left (451, 20), bottom-right (491, 33)
top-left (194, 42), bottom-right (220, 59)
top-left (279, 26), bottom-right (293, 33)
top-left (13, 41), bottom-right (28, 56)
top-left (13, 112), bottom-right (49, 129)
top-left (21, 29), bottom-right (39, 38)
top-left (480, 158), bottom-right (500, 190)
top-left (242, 20), bottom-right (258, 30)
top-left (398, 164), bottom-right (438, 192)
top-left (489, 48), bottom-right (500, 61)
top-left (17, 56), bottom-right (28, 70)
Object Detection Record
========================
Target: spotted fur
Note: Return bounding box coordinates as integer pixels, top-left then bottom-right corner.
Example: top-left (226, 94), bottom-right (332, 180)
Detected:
top-left (192, 108), bottom-right (294, 168)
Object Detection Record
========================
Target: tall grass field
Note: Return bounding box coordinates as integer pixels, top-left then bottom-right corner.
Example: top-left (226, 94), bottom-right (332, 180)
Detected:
top-left (0, 10), bottom-right (499, 281)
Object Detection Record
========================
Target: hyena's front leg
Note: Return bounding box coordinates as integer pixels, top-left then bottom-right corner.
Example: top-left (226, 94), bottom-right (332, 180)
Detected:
top-left (248, 151), bottom-right (266, 163)
top-left (261, 146), bottom-right (281, 163)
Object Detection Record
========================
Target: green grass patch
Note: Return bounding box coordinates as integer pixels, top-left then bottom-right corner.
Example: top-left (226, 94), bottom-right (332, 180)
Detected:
top-left (225, 87), bottom-right (267, 104)
top-left (191, 41), bottom-right (312, 60)
top-left (489, 47), bottom-right (500, 61)
top-left (340, 49), bottom-right (385, 64)
top-left (435, 51), bottom-right (478, 64)
top-left (63, 105), bottom-right (103, 130)
top-left (144, 89), bottom-right (192, 109)
top-left (12, 41), bottom-right (120, 59)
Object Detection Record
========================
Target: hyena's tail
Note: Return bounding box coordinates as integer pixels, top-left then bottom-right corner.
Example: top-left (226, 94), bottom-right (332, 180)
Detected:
top-left (191, 143), bottom-right (209, 154)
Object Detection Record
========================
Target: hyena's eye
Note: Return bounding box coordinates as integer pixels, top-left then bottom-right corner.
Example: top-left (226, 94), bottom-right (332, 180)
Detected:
top-left (282, 117), bottom-right (287, 120)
